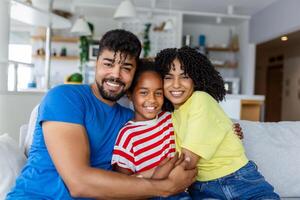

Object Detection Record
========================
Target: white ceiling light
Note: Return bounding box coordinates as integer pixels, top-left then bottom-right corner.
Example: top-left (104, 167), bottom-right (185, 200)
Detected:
top-left (164, 19), bottom-right (173, 31)
top-left (281, 36), bottom-right (288, 41)
top-left (163, 0), bottom-right (173, 31)
top-left (113, 0), bottom-right (137, 20)
top-left (70, 16), bottom-right (91, 36)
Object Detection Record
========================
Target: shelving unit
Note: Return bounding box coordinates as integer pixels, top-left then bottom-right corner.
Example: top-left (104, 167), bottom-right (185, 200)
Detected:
top-left (33, 55), bottom-right (79, 60)
top-left (31, 35), bottom-right (79, 43)
top-left (207, 46), bottom-right (239, 52)
top-left (214, 62), bottom-right (238, 68)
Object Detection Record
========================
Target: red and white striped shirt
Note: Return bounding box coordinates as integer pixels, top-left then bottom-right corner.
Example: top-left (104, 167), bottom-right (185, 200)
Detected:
top-left (111, 111), bottom-right (176, 173)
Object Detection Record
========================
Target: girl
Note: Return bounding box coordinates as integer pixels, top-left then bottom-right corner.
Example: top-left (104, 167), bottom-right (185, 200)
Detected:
top-left (111, 59), bottom-right (192, 200)
top-left (155, 46), bottom-right (280, 200)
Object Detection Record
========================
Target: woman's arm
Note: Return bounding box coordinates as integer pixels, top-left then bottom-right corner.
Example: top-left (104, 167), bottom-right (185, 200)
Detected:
top-left (180, 148), bottom-right (200, 170)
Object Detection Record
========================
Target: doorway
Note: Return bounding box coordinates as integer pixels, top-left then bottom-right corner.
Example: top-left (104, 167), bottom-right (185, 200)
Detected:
top-left (265, 65), bottom-right (283, 122)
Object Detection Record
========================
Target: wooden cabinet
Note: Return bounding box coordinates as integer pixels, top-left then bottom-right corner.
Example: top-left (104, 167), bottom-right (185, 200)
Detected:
top-left (240, 100), bottom-right (264, 121)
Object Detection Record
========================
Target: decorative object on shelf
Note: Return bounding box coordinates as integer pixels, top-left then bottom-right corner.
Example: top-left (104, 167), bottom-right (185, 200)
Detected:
top-left (89, 44), bottom-right (99, 60)
top-left (113, 0), bottom-right (137, 21)
top-left (36, 48), bottom-right (45, 56)
top-left (143, 23), bottom-right (151, 58)
top-left (52, 48), bottom-right (57, 56)
top-left (60, 47), bottom-right (67, 56)
top-left (65, 73), bottom-right (83, 84)
top-left (153, 22), bottom-right (165, 32)
top-left (230, 34), bottom-right (239, 50)
top-left (197, 34), bottom-right (206, 55)
top-left (183, 35), bottom-right (192, 47)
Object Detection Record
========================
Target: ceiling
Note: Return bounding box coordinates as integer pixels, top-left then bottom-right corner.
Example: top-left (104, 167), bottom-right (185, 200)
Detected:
top-left (12, 0), bottom-right (279, 28)
top-left (65, 0), bottom-right (279, 16)
top-left (258, 29), bottom-right (300, 50)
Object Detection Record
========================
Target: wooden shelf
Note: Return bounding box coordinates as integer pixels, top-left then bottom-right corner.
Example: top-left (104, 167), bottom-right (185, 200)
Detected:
top-left (214, 63), bottom-right (238, 68)
top-left (207, 47), bottom-right (239, 52)
top-left (31, 35), bottom-right (79, 43)
top-left (33, 55), bottom-right (79, 60)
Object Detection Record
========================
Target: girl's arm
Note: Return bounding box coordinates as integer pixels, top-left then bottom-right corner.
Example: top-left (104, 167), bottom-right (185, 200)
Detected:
top-left (114, 163), bottom-right (155, 178)
top-left (113, 165), bottom-right (134, 175)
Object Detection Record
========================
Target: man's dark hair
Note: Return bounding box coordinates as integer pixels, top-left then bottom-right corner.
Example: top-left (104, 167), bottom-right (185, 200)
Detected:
top-left (128, 59), bottom-right (162, 93)
top-left (97, 29), bottom-right (142, 62)
top-left (155, 46), bottom-right (226, 111)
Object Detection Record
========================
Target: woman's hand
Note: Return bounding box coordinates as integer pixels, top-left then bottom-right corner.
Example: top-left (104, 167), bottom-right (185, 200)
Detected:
top-left (233, 123), bottom-right (244, 140)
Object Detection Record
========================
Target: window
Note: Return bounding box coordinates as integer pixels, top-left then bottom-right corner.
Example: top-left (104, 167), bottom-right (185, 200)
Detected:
top-left (8, 44), bottom-right (33, 91)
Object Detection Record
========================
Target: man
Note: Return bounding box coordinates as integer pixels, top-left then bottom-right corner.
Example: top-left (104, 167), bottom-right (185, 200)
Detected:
top-left (7, 29), bottom-right (196, 199)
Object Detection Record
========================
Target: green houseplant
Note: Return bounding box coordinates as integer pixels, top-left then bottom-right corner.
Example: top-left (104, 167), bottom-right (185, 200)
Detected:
top-left (66, 22), bottom-right (94, 84)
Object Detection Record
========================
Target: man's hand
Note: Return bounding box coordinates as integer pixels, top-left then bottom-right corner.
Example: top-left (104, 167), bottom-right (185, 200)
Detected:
top-left (160, 157), bottom-right (197, 197)
top-left (233, 123), bottom-right (244, 140)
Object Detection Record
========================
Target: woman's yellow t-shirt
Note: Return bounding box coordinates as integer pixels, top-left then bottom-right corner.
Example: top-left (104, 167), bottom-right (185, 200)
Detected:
top-left (172, 91), bottom-right (248, 181)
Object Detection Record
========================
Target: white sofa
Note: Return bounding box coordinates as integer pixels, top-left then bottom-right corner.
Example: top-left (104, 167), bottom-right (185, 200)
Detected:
top-left (237, 120), bottom-right (300, 200)
top-left (1, 106), bottom-right (300, 199)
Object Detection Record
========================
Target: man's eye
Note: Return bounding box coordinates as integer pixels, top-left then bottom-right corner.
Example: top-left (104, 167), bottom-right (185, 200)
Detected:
top-left (164, 76), bottom-right (172, 80)
top-left (122, 67), bottom-right (132, 72)
top-left (104, 63), bottom-right (112, 67)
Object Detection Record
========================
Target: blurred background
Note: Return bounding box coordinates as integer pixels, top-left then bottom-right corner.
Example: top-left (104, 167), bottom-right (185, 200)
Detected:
top-left (1, 0), bottom-right (300, 140)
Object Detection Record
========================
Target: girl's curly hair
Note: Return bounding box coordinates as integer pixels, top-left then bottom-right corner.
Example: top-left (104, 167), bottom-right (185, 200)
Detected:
top-left (155, 46), bottom-right (226, 111)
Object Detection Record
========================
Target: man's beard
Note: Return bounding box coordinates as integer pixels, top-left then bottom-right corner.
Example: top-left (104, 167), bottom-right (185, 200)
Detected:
top-left (96, 78), bottom-right (126, 102)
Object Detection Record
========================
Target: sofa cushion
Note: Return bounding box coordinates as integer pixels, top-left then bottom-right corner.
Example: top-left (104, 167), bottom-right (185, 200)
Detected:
top-left (0, 134), bottom-right (26, 199)
top-left (237, 120), bottom-right (300, 197)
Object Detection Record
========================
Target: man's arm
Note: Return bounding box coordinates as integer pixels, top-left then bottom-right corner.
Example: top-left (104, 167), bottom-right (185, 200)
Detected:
top-left (43, 121), bottom-right (196, 199)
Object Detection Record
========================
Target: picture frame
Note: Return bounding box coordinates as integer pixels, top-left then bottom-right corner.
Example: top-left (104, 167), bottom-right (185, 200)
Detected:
top-left (89, 44), bottom-right (99, 60)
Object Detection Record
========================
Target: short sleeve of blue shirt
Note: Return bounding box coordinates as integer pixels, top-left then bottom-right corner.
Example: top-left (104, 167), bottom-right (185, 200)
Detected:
top-left (38, 85), bottom-right (85, 126)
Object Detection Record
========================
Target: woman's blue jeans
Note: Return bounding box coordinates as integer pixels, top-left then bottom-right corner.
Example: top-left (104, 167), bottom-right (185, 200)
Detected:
top-left (188, 161), bottom-right (280, 200)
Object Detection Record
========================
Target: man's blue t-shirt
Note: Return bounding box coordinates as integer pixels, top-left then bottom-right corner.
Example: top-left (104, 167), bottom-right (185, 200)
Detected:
top-left (7, 84), bottom-right (134, 199)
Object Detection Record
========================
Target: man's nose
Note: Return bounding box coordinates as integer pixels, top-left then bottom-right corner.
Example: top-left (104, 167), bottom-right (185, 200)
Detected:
top-left (111, 65), bottom-right (121, 78)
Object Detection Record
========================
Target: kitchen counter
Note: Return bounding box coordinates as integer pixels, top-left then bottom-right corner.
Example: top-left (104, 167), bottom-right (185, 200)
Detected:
top-left (220, 94), bottom-right (265, 121)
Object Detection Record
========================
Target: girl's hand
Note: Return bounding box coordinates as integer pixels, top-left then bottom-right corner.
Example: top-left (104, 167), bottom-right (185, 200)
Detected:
top-left (151, 153), bottom-right (184, 180)
top-left (233, 123), bottom-right (244, 140)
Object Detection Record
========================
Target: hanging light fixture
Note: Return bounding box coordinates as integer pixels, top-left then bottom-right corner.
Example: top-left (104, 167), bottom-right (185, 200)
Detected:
top-left (70, 16), bottom-right (91, 36)
top-left (113, 0), bottom-right (137, 20)
top-left (163, 0), bottom-right (173, 31)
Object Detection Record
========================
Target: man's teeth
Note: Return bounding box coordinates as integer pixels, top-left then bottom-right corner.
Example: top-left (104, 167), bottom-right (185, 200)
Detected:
top-left (171, 91), bottom-right (183, 96)
top-left (106, 81), bottom-right (121, 87)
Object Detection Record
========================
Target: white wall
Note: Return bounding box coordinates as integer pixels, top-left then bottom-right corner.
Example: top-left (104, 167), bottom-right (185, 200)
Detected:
top-left (182, 23), bottom-right (232, 47)
top-left (236, 20), bottom-right (256, 95)
top-left (250, 0), bottom-right (300, 44)
top-left (0, 92), bottom-right (44, 140)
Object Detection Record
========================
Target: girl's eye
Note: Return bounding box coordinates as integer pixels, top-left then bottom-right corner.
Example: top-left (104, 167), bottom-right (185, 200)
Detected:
top-left (140, 91), bottom-right (148, 95)
top-left (182, 75), bottom-right (190, 79)
top-left (155, 91), bottom-right (163, 96)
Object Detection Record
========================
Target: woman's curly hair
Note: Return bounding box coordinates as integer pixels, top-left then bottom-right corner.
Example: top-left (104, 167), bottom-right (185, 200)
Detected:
top-left (155, 46), bottom-right (226, 111)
